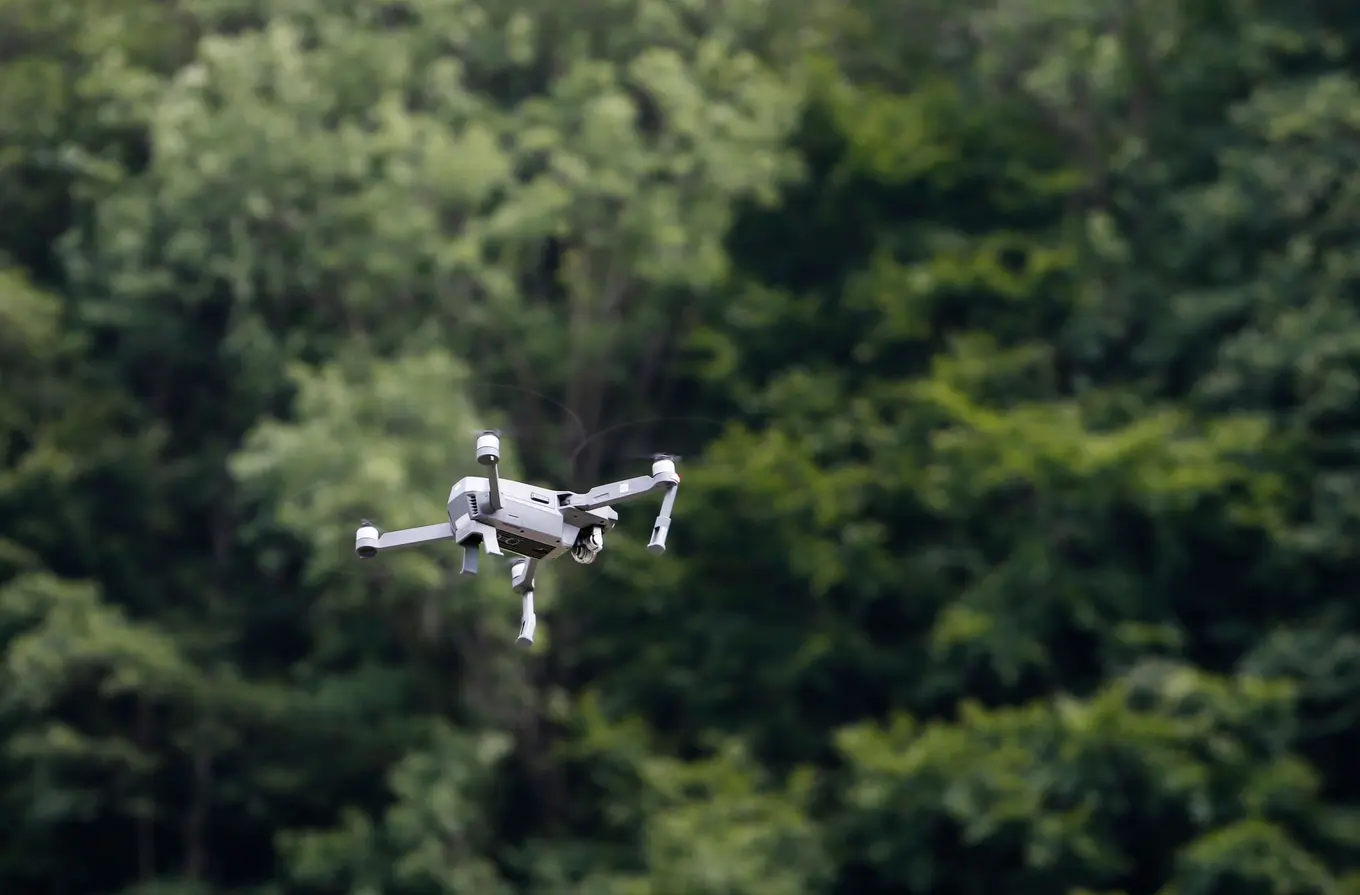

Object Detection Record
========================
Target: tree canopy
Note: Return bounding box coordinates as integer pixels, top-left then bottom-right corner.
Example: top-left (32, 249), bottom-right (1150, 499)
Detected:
top-left (3, 0), bottom-right (1360, 893)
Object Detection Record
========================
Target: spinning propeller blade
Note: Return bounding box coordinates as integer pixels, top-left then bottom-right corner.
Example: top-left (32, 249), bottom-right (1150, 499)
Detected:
top-left (625, 451), bottom-right (683, 463)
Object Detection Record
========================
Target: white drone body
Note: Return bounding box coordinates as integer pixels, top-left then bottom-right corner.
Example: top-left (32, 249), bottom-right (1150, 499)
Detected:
top-left (354, 431), bottom-right (680, 647)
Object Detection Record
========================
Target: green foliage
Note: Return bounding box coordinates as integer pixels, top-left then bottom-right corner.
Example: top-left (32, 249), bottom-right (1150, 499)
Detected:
top-left (281, 723), bottom-right (516, 895)
top-left (836, 662), bottom-right (1357, 894)
top-left (2, 0), bottom-right (1360, 893)
top-left (63, 0), bottom-right (810, 480)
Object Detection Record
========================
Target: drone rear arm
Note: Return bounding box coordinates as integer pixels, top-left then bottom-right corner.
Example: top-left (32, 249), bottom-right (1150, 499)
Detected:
top-left (477, 431), bottom-right (503, 512)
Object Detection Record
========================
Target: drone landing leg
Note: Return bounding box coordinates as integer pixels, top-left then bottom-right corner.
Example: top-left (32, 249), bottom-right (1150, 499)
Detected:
top-left (511, 558), bottom-right (539, 647)
top-left (647, 484), bottom-right (679, 555)
top-left (455, 524), bottom-right (502, 576)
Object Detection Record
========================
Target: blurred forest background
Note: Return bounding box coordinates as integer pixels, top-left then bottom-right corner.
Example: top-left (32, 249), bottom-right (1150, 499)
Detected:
top-left (4, 0), bottom-right (1360, 893)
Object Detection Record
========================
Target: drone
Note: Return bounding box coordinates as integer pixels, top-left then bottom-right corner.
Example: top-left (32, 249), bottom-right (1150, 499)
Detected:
top-left (354, 429), bottom-right (680, 647)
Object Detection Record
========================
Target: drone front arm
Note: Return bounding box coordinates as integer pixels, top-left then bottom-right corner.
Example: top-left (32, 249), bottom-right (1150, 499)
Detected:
top-left (356, 521), bottom-right (455, 556)
top-left (567, 468), bottom-right (680, 555)
top-left (567, 474), bottom-right (668, 512)
top-left (646, 482), bottom-right (678, 555)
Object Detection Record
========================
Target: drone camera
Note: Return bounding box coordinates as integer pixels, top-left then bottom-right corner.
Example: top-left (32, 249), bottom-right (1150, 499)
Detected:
top-left (476, 431), bottom-right (501, 467)
top-left (355, 522), bottom-right (380, 558)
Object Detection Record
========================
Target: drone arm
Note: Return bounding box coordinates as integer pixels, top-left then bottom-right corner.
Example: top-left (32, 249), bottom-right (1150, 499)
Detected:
top-left (646, 483), bottom-right (678, 555)
top-left (568, 475), bottom-right (666, 512)
top-left (477, 432), bottom-right (503, 512)
top-left (357, 522), bottom-right (456, 555)
top-left (486, 462), bottom-right (502, 512)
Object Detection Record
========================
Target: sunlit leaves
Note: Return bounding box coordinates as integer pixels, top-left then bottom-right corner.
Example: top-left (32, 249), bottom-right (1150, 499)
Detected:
top-left (230, 348), bottom-right (533, 631)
